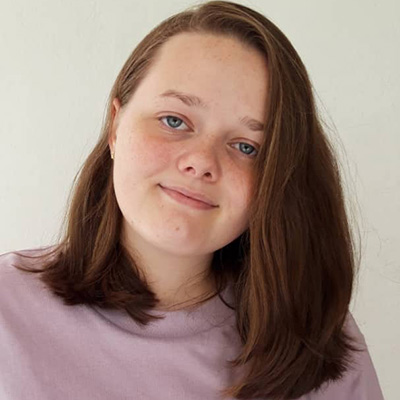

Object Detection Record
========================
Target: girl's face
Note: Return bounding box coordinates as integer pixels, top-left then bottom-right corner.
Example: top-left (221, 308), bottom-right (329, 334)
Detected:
top-left (109, 32), bottom-right (268, 257)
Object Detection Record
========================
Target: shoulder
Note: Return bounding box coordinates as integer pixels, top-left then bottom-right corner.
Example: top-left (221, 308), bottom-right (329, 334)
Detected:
top-left (0, 247), bottom-right (39, 281)
top-left (0, 245), bottom-right (58, 267)
top-left (343, 310), bottom-right (365, 342)
top-left (0, 245), bottom-right (53, 276)
top-left (308, 310), bottom-right (385, 399)
top-left (0, 246), bottom-right (57, 307)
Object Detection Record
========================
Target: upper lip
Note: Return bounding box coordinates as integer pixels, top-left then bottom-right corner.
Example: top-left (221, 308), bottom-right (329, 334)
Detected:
top-left (160, 184), bottom-right (218, 207)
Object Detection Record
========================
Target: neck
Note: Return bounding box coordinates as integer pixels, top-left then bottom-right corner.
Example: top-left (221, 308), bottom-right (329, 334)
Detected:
top-left (121, 225), bottom-right (217, 311)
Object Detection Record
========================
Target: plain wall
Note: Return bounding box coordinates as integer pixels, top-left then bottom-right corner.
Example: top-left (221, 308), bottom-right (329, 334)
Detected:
top-left (0, 0), bottom-right (398, 398)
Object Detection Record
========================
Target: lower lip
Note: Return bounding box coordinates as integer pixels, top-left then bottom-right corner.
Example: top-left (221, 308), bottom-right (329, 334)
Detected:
top-left (159, 185), bottom-right (216, 210)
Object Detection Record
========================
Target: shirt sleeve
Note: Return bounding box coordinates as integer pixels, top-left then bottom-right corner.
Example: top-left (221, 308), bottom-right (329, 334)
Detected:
top-left (308, 311), bottom-right (385, 399)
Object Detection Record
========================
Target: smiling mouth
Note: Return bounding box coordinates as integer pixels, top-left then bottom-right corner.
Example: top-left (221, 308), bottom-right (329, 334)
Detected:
top-left (159, 185), bottom-right (217, 210)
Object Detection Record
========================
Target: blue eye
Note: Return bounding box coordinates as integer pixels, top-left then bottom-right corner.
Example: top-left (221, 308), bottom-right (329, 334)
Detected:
top-left (160, 116), bottom-right (188, 130)
top-left (233, 142), bottom-right (258, 157)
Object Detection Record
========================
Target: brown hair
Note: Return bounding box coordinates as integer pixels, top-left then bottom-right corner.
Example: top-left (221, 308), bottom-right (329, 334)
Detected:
top-left (13, 1), bottom-right (364, 399)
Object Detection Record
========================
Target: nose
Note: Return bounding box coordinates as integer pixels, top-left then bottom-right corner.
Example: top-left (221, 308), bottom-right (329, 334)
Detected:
top-left (177, 137), bottom-right (221, 181)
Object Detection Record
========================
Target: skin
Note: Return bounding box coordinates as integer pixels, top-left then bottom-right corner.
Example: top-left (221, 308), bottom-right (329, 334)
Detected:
top-left (108, 32), bottom-right (269, 310)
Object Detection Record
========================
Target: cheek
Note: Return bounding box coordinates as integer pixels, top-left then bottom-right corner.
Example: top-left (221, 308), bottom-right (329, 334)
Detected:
top-left (226, 173), bottom-right (253, 229)
top-left (232, 171), bottom-right (253, 208)
top-left (118, 131), bottom-right (172, 181)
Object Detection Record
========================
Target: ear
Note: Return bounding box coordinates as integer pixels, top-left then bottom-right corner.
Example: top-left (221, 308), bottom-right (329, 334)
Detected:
top-left (108, 97), bottom-right (122, 152)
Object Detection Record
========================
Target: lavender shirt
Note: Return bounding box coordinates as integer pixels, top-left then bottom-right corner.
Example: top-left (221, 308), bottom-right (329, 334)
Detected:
top-left (0, 248), bottom-right (385, 399)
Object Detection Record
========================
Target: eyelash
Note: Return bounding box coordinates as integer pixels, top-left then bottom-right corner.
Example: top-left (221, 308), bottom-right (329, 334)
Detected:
top-left (158, 115), bottom-right (258, 158)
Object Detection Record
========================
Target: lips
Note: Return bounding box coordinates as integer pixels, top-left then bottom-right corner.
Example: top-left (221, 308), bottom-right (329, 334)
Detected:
top-left (159, 184), bottom-right (217, 207)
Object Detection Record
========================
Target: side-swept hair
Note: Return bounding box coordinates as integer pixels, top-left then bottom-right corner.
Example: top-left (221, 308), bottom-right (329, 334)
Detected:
top-left (13, 1), bottom-right (363, 398)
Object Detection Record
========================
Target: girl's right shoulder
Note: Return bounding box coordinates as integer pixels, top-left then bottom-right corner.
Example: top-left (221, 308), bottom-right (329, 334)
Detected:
top-left (0, 245), bottom-right (57, 287)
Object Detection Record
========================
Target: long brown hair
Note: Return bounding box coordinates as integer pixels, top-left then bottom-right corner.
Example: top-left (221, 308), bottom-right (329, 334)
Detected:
top-left (12, 1), bottom-right (364, 399)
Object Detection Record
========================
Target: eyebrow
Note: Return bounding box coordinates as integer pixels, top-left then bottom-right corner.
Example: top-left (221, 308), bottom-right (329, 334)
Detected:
top-left (159, 89), bottom-right (265, 132)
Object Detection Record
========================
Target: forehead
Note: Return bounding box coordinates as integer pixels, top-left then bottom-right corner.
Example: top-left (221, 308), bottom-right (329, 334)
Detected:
top-left (132, 32), bottom-right (269, 113)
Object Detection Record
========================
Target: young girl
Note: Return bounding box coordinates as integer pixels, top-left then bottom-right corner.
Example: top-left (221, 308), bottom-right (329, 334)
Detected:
top-left (0, 1), bottom-right (384, 399)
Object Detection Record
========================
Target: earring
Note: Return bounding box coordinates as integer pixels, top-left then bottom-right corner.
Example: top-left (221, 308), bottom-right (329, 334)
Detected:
top-left (111, 151), bottom-right (115, 160)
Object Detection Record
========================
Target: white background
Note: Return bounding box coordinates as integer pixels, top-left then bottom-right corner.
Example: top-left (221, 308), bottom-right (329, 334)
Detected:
top-left (0, 1), bottom-right (398, 398)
